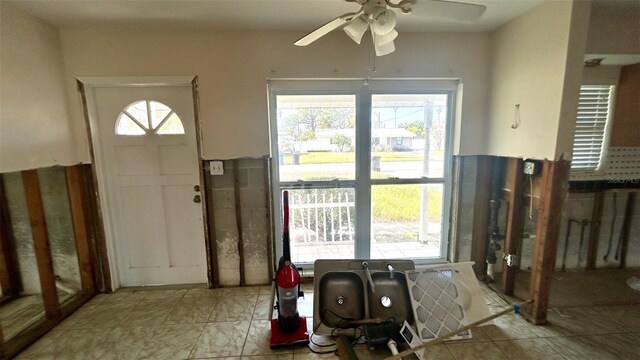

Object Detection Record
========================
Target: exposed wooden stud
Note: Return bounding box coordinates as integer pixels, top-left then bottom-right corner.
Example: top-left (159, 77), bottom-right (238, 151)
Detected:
top-left (449, 156), bottom-right (463, 263)
top-left (527, 159), bottom-right (569, 324)
top-left (203, 161), bottom-right (220, 287)
top-left (21, 170), bottom-right (61, 319)
top-left (232, 160), bottom-right (246, 286)
top-left (471, 155), bottom-right (493, 278)
top-left (502, 158), bottom-right (525, 295)
top-left (263, 156), bottom-right (275, 281)
top-left (77, 81), bottom-right (112, 292)
top-left (619, 192), bottom-right (637, 268)
top-left (0, 176), bottom-right (22, 298)
top-left (65, 165), bottom-right (95, 292)
top-left (586, 191), bottom-right (605, 270)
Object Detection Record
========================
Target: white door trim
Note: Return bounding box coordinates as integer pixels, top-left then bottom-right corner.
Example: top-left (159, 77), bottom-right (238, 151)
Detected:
top-left (79, 76), bottom-right (202, 289)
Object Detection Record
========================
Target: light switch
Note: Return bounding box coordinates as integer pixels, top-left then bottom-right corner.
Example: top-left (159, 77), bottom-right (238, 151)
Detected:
top-left (209, 160), bottom-right (224, 175)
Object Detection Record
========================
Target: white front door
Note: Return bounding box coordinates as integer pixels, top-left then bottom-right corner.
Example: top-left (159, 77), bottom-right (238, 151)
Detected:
top-left (92, 85), bottom-right (207, 286)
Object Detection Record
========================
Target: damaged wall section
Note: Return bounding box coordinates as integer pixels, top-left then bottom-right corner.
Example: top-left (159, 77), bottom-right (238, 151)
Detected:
top-left (208, 158), bottom-right (272, 287)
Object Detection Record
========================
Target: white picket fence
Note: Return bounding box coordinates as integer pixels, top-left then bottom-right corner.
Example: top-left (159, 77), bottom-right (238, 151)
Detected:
top-left (288, 190), bottom-right (355, 243)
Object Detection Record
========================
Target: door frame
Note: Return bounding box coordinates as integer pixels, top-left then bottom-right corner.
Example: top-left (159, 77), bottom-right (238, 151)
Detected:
top-left (77, 76), bottom-right (212, 289)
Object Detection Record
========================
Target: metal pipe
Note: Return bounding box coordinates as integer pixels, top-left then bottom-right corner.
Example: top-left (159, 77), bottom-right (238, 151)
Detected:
top-left (577, 220), bottom-right (589, 268)
top-left (562, 219), bottom-right (579, 271)
top-left (603, 192), bottom-right (617, 262)
top-left (362, 261), bottom-right (375, 293)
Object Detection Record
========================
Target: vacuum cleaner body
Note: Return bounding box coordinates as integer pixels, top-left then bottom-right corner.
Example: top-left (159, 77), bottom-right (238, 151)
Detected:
top-left (270, 191), bottom-right (309, 348)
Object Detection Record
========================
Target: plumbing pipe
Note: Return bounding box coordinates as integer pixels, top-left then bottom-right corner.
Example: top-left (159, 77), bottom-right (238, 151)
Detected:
top-left (562, 219), bottom-right (579, 271)
top-left (384, 299), bottom-right (534, 360)
top-left (387, 339), bottom-right (399, 356)
top-left (577, 220), bottom-right (590, 268)
top-left (603, 192), bottom-right (617, 261)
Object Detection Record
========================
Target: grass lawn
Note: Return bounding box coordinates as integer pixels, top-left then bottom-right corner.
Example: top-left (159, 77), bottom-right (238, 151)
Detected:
top-left (372, 184), bottom-right (442, 222)
top-left (290, 151), bottom-right (424, 165)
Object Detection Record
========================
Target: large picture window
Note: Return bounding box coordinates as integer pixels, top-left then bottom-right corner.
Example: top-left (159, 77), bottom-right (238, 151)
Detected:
top-left (269, 80), bottom-right (455, 266)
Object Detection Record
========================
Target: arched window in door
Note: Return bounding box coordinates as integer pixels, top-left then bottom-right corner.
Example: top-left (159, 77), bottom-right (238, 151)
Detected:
top-left (115, 100), bottom-right (185, 136)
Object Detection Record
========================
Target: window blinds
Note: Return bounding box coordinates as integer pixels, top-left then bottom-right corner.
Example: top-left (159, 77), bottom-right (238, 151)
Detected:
top-left (571, 85), bottom-right (613, 171)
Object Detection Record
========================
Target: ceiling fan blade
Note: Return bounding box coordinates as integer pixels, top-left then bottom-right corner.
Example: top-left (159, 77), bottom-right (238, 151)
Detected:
top-left (295, 15), bottom-right (352, 46)
top-left (412, 0), bottom-right (487, 22)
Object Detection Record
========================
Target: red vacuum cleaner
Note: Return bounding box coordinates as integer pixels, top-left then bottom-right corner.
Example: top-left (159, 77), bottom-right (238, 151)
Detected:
top-left (270, 190), bottom-right (310, 348)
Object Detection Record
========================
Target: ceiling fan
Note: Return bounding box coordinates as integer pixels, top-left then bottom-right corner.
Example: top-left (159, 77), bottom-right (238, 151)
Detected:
top-left (294, 0), bottom-right (487, 56)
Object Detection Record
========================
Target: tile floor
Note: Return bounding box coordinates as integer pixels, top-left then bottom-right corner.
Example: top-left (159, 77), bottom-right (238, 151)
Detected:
top-left (14, 272), bottom-right (640, 360)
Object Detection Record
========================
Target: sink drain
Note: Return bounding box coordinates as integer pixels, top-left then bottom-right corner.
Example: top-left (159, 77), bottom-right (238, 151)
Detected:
top-left (336, 295), bottom-right (347, 307)
top-left (381, 295), bottom-right (393, 308)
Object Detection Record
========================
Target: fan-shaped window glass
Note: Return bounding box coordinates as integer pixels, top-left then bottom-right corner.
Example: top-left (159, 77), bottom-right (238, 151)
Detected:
top-left (157, 113), bottom-right (185, 135)
top-left (115, 100), bottom-right (185, 136)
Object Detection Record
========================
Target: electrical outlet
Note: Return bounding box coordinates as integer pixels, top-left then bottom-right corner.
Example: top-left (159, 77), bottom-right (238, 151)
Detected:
top-left (209, 160), bottom-right (224, 175)
top-left (523, 160), bottom-right (540, 176)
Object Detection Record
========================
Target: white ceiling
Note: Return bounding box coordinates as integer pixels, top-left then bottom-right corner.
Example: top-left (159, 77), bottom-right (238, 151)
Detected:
top-left (8, 0), bottom-right (544, 32)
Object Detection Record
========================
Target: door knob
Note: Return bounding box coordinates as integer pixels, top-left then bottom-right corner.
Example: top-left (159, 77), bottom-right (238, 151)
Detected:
top-left (193, 195), bottom-right (201, 203)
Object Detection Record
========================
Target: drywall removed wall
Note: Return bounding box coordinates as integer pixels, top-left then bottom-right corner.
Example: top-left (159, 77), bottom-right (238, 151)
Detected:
top-left (486, 0), bottom-right (590, 160)
top-left (59, 29), bottom-right (491, 160)
top-left (208, 159), bottom-right (271, 286)
top-left (0, 4), bottom-right (77, 173)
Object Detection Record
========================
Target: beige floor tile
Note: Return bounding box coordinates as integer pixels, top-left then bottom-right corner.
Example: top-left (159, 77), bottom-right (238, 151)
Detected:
top-left (101, 291), bottom-right (148, 303)
top-left (165, 296), bottom-right (217, 324)
top-left (543, 335), bottom-right (619, 360)
top-left (104, 325), bottom-right (157, 350)
top-left (143, 289), bottom-right (188, 300)
top-left (210, 295), bottom-right (258, 322)
top-left (184, 288), bottom-right (224, 298)
top-left (494, 339), bottom-right (564, 360)
top-left (446, 342), bottom-right (508, 360)
top-left (481, 314), bottom-right (538, 340)
top-left (191, 321), bottom-right (251, 358)
top-left (243, 320), bottom-right (294, 356)
top-left (138, 323), bottom-right (205, 360)
top-left (70, 301), bottom-right (138, 328)
top-left (44, 328), bottom-right (109, 355)
top-left (258, 286), bottom-right (274, 295)
top-left (121, 299), bottom-right (179, 326)
top-left (222, 286), bottom-right (262, 297)
top-left (584, 332), bottom-right (640, 359)
top-left (241, 354), bottom-right (294, 359)
top-left (14, 329), bottom-right (67, 357)
top-left (254, 294), bottom-right (275, 320)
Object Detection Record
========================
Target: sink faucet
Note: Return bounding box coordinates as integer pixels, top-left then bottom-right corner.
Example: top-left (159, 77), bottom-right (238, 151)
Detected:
top-left (362, 261), bottom-right (375, 293)
top-left (386, 263), bottom-right (395, 279)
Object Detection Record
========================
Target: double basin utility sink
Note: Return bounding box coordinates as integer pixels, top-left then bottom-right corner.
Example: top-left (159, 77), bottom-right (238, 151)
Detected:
top-left (313, 259), bottom-right (415, 335)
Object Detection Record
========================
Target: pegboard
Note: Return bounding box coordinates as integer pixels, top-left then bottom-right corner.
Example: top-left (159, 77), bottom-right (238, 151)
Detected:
top-left (571, 147), bottom-right (640, 181)
top-left (604, 147), bottom-right (640, 181)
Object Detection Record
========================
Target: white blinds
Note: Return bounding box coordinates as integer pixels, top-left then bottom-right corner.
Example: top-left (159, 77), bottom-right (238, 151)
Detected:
top-left (571, 85), bottom-right (614, 171)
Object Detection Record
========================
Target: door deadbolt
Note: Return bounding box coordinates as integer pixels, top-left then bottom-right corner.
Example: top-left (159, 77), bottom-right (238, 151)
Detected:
top-left (193, 195), bottom-right (201, 203)
top-left (194, 185), bottom-right (200, 192)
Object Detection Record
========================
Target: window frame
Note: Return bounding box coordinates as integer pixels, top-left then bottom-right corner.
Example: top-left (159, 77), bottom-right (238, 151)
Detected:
top-left (268, 79), bottom-right (456, 267)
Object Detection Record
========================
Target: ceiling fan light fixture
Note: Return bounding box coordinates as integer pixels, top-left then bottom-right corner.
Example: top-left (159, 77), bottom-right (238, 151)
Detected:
top-left (371, 6), bottom-right (397, 35)
top-left (375, 28), bottom-right (398, 46)
top-left (372, 31), bottom-right (395, 56)
top-left (343, 14), bottom-right (369, 44)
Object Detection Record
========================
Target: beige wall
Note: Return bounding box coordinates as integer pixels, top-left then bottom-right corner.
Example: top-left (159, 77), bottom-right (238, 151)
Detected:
top-left (0, 4), bottom-right (77, 172)
top-left (59, 29), bottom-right (491, 161)
top-left (587, 0), bottom-right (640, 55)
top-left (486, 0), bottom-right (588, 160)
